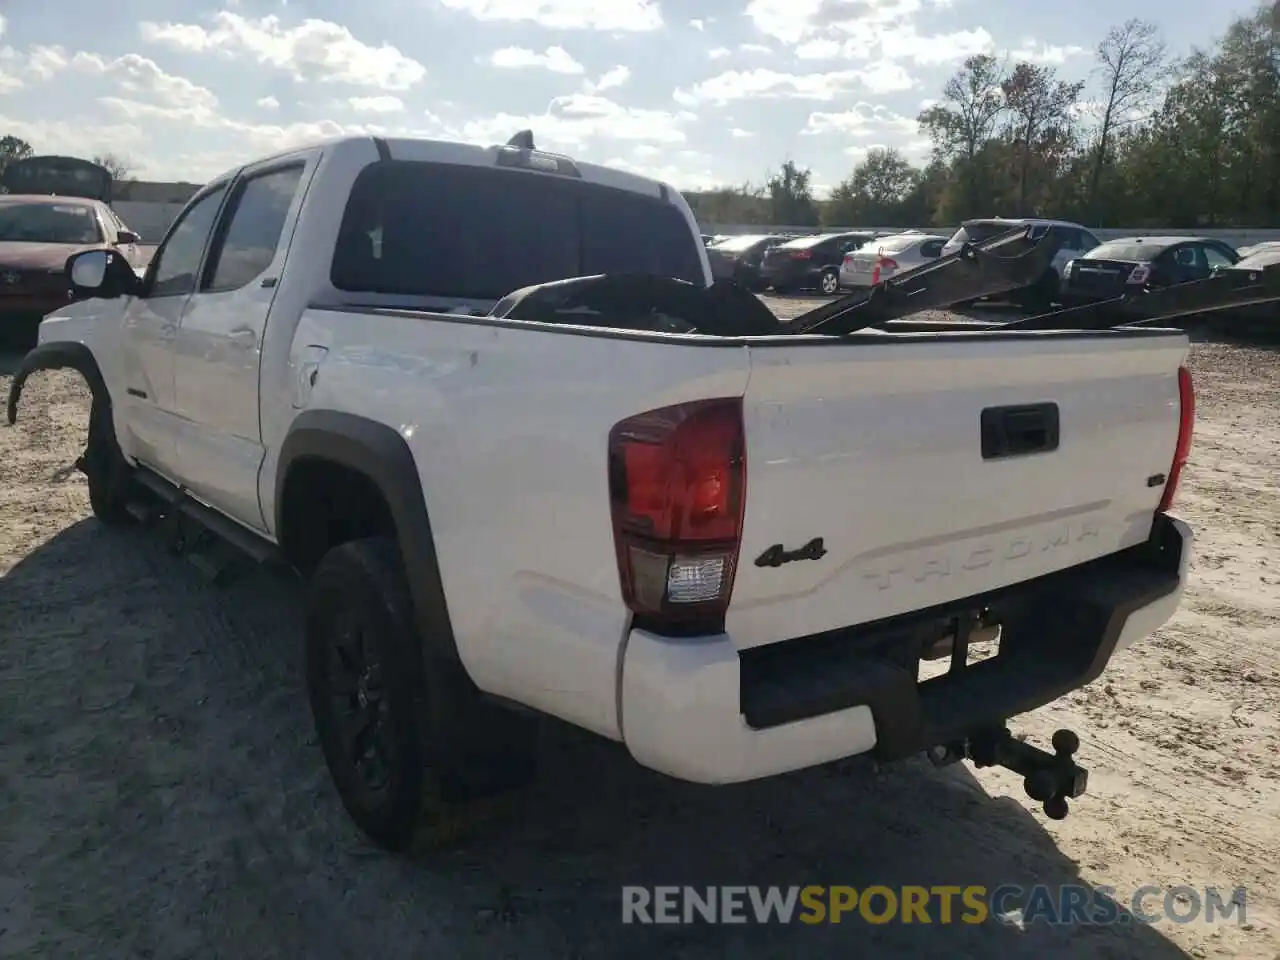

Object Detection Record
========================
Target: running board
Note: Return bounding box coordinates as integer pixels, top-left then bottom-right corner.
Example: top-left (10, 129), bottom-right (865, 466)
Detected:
top-left (131, 469), bottom-right (282, 583)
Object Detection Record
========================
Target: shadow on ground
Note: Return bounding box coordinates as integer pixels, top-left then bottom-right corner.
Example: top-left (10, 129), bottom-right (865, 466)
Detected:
top-left (0, 519), bottom-right (1195, 960)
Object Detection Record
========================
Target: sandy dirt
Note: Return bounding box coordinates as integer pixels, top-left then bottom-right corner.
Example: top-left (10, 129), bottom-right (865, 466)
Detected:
top-left (0, 301), bottom-right (1277, 959)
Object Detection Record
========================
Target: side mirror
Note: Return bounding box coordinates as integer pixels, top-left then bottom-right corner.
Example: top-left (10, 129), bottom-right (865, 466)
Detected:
top-left (117, 230), bottom-right (141, 245)
top-left (66, 249), bottom-right (142, 301)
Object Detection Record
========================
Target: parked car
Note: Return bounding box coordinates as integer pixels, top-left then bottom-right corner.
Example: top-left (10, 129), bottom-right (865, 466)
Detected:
top-left (706, 233), bottom-right (784, 289)
top-left (1060, 236), bottom-right (1239, 306)
top-left (839, 232), bottom-right (948, 288)
top-left (0, 193), bottom-right (144, 347)
top-left (1234, 240), bottom-right (1280, 259)
top-left (1206, 246), bottom-right (1280, 333)
top-left (940, 218), bottom-right (1101, 311)
top-left (758, 231), bottom-right (880, 294)
top-left (9, 133), bottom-right (1194, 851)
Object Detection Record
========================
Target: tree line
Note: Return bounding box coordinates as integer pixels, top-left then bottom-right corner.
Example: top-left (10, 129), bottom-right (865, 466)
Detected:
top-left (686, 1), bottom-right (1280, 229)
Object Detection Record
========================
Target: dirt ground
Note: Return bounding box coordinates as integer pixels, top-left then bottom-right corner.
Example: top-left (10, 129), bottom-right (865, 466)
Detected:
top-left (0, 300), bottom-right (1277, 960)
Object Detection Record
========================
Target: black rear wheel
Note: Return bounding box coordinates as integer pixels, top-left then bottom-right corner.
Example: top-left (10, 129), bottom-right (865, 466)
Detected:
top-left (306, 537), bottom-right (536, 852)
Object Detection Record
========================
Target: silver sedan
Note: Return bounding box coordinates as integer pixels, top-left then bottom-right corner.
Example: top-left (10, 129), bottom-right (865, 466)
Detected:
top-left (838, 232), bottom-right (949, 289)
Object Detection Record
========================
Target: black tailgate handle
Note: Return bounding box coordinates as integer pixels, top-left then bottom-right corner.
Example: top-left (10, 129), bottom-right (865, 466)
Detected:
top-left (981, 403), bottom-right (1060, 459)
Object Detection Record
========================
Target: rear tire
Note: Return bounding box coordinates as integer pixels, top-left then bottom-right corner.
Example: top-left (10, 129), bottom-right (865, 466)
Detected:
top-left (819, 269), bottom-right (840, 295)
top-left (306, 536), bottom-right (537, 852)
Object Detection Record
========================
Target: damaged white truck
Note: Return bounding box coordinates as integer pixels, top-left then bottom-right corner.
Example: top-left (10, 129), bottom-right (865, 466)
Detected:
top-left (11, 132), bottom-right (1269, 853)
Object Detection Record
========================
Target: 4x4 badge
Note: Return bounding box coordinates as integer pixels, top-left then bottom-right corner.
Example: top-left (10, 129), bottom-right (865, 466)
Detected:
top-left (754, 537), bottom-right (827, 568)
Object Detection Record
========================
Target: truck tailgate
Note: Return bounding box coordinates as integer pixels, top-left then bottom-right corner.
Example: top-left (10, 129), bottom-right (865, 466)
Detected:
top-left (726, 331), bottom-right (1188, 649)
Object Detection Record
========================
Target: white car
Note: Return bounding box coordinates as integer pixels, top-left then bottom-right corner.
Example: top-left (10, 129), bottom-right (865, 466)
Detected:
top-left (9, 134), bottom-right (1194, 850)
top-left (940, 218), bottom-right (1101, 311)
top-left (839, 232), bottom-right (948, 288)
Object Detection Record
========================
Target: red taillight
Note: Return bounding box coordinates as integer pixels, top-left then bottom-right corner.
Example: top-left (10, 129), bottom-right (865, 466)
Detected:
top-left (608, 398), bottom-right (746, 632)
top-left (871, 257), bottom-right (898, 284)
top-left (790, 250), bottom-right (812, 259)
top-left (1158, 366), bottom-right (1195, 513)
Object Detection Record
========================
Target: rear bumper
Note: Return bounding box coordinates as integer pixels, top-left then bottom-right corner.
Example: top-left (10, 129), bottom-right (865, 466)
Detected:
top-left (620, 514), bottom-right (1191, 784)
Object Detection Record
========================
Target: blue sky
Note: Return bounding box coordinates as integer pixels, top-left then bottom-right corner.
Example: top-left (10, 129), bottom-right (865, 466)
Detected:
top-left (0, 0), bottom-right (1263, 194)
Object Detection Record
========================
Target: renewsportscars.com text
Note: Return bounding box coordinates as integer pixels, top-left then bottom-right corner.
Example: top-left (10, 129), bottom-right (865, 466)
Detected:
top-left (621, 885), bottom-right (1248, 926)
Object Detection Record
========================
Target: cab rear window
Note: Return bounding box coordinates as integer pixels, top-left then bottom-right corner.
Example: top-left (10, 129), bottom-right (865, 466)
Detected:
top-left (331, 160), bottom-right (704, 300)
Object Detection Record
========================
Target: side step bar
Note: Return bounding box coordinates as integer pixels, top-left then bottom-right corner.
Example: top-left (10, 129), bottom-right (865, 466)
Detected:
top-left (130, 468), bottom-right (283, 583)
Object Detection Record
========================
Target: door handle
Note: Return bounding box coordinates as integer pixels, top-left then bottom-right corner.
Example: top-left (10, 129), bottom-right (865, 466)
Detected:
top-left (229, 327), bottom-right (257, 348)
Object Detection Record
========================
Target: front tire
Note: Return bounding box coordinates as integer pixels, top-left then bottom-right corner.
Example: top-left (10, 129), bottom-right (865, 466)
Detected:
top-left (84, 402), bottom-right (135, 526)
top-left (819, 269), bottom-right (840, 295)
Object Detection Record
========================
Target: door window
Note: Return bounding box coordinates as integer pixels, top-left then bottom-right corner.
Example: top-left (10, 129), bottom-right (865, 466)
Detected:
top-left (148, 185), bottom-right (229, 299)
top-left (1202, 245), bottom-right (1235, 269)
top-left (202, 165), bottom-right (305, 293)
top-left (919, 238), bottom-right (945, 258)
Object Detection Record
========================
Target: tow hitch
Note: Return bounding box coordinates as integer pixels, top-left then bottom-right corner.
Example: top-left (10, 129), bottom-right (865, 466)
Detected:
top-left (930, 727), bottom-right (1088, 820)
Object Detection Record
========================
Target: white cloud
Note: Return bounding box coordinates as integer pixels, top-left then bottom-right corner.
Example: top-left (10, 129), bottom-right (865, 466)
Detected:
top-left (730, 128), bottom-right (755, 138)
top-left (740, 43), bottom-right (773, 54)
top-left (690, 18), bottom-right (705, 30)
top-left (1010, 41), bottom-right (1088, 65)
top-left (434, 0), bottom-right (662, 32)
top-left (675, 66), bottom-right (912, 105)
top-left (21, 47), bottom-right (219, 110)
top-left (794, 26), bottom-right (993, 65)
top-left (257, 95), bottom-right (280, 110)
top-left (803, 103), bottom-right (918, 139)
top-left (605, 157), bottom-right (722, 191)
top-left (709, 47), bottom-right (731, 59)
top-left (139, 12), bottom-right (426, 90)
top-left (346, 95), bottom-right (405, 114)
top-left (586, 65), bottom-right (631, 93)
top-left (487, 45), bottom-right (584, 74)
top-left (458, 94), bottom-right (694, 151)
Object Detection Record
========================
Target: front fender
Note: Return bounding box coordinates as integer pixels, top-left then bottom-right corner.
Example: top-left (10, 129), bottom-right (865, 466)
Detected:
top-left (6, 340), bottom-right (111, 425)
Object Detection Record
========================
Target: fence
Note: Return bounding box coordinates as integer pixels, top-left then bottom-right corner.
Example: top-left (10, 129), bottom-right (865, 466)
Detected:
top-left (701, 224), bottom-right (1280, 250)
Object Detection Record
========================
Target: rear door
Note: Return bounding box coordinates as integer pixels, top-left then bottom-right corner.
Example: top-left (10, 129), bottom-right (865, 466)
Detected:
top-left (724, 333), bottom-right (1188, 648)
top-left (172, 150), bottom-right (317, 529)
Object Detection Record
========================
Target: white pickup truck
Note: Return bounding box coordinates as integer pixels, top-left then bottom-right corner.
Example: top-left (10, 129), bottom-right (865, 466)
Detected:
top-left (7, 134), bottom-right (1197, 853)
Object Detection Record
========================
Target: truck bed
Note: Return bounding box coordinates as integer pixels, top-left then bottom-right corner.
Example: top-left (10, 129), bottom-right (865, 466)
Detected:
top-left (285, 305), bottom-right (1187, 739)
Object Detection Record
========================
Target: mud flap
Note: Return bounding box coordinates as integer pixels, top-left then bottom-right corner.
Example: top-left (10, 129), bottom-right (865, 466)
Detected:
top-left (6, 341), bottom-right (111, 426)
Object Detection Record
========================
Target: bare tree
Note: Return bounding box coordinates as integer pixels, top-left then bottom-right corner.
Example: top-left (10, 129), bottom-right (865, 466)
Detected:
top-left (92, 152), bottom-right (137, 182)
top-left (1088, 19), bottom-right (1168, 216)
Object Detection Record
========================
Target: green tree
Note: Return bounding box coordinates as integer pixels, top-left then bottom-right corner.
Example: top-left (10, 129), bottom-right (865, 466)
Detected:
top-left (766, 160), bottom-right (818, 226)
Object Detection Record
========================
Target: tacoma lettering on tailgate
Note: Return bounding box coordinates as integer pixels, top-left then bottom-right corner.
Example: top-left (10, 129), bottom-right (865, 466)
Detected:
top-left (861, 521), bottom-right (1101, 591)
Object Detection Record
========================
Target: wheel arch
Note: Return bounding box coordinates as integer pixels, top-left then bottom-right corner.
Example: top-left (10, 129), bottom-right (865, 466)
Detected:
top-left (6, 340), bottom-right (111, 426)
top-left (276, 409), bottom-right (464, 669)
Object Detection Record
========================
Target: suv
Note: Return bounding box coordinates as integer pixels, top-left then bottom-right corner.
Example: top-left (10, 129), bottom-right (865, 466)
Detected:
top-left (940, 218), bottom-right (1101, 311)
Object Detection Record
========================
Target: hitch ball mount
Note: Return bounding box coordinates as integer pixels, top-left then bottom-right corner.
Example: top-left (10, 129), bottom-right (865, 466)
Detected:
top-left (929, 726), bottom-right (1088, 820)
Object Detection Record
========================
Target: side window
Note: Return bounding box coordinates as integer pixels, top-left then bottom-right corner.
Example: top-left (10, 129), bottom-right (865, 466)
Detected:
top-left (1079, 230), bottom-right (1101, 252)
top-left (920, 238), bottom-right (945, 258)
top-left (1028, 224), bottom-right (1049, 240)
top-left (1203, 245), bottom-right (1234, 269)
top-left (148, 185), bottom-right (229, 299)
top-left (202, 165), bottom-right (304, 293)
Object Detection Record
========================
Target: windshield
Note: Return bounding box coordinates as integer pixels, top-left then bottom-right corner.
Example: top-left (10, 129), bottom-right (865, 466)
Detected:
top-left (1083, 241), bottom-right (1166, 261)
top-left (0, 202), bottom-right (101, 244)
top-left (330, 160), bottom-right (705, 300)
top-left (711, 235), bottom-right (772, 253)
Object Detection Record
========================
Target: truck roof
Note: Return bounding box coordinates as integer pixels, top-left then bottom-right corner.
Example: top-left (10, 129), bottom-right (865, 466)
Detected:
top-left (206, 134), bottom-right (677, 202)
